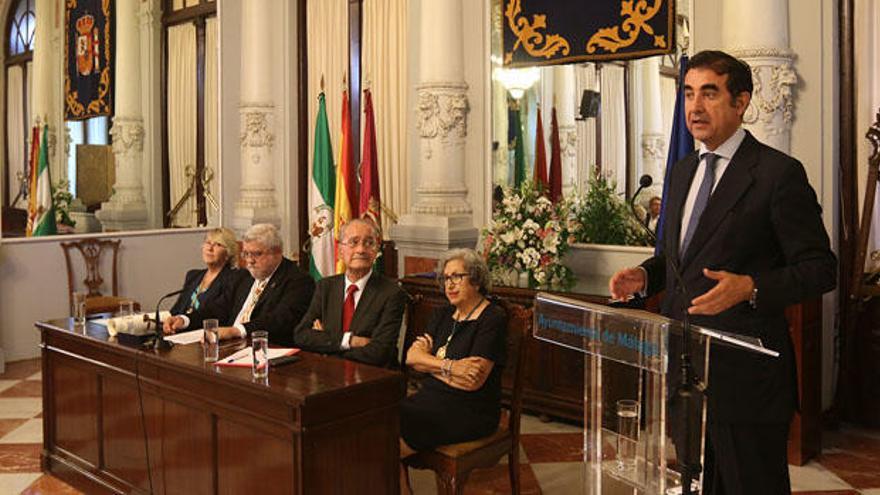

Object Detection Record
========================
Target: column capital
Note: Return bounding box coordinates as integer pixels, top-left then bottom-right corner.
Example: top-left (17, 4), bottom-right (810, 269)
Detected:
top-left (240, 104), bottom-right (276, 151)
top-left (110, 117), bottom-right (146, 155)
top-left (415, 82), bottom-right (470, 141)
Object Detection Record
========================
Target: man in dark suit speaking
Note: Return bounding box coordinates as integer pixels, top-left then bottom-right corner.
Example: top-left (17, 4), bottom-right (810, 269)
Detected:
top-left (609, 51), bottom-right (836, 493)
top-left (295, 218), bottom-right (406, 368)
top-left (164, 223), bottom-right (315, 347)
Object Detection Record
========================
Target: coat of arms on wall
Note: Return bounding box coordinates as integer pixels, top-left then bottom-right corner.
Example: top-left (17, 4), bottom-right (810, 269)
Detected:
top-left (65, 0), bottom-right (114, 120)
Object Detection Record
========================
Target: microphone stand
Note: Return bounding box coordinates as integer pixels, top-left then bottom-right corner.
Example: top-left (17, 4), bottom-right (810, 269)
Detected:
top-left (627, 178), bottom-right (703, 495)
top-left (152, 289), bottom-right (184, 350)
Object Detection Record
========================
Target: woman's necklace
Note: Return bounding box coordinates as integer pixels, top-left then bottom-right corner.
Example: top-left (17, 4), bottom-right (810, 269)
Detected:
top-left (436, 296), bottom-right (485, 359)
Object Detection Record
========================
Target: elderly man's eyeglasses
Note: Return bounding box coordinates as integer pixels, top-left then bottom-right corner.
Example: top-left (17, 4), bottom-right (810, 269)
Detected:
top-left (241, 250), bottom-right (268, 260)
top-left (439, 272), bottom-right (469, 286)
top-left (339, 237), bottom-right (378, 249)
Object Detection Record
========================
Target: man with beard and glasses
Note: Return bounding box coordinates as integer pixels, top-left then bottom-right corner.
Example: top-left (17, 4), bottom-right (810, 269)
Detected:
top-left (164, 223), bottom-right (314, 347)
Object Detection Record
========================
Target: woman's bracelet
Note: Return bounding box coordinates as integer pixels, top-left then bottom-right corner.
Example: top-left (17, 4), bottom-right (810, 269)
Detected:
top-left (441, 359), bottom-right (453, 377)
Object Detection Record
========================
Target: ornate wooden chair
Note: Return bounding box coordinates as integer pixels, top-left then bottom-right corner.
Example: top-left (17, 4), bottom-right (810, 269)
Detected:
top-left (402, 299), bottom-right (532, 495)
top-left (61, 238), bottom-right (134, 315)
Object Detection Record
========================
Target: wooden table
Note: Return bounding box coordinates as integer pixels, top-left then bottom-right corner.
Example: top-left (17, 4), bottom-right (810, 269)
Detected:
top-left (38, 318), bottom-right (404, 494)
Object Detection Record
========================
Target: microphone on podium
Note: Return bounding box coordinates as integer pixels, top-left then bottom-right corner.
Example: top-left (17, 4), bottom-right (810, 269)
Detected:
top-left (153, 289), bottom-right (184, 350)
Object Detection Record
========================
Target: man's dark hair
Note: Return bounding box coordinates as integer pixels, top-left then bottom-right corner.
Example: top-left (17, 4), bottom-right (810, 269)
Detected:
top-left (686, 50), bottom-right (753, 100)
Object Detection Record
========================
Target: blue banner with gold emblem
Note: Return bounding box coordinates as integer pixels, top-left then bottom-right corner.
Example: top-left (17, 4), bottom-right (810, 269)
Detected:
top-left (64, 0), bottom-right (113, 120)
top-left (502, 0), bottom-right (675, 67)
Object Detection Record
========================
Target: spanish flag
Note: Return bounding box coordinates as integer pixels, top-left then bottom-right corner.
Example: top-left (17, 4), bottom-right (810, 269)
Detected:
top-left (334, 89), bottom-right (357, 273)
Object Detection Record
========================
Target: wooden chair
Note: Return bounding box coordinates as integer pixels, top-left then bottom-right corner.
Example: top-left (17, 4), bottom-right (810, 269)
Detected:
top-left (403, 299), bottom-right (533, 495)
top-left (61, 238), bottom-right (134, 315)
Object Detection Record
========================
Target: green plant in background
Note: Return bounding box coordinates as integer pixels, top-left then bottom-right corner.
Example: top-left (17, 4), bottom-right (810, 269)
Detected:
top-left (52, 179), bottom-right (76, 228)
top-left (566, 172), bottom-right (649, 246)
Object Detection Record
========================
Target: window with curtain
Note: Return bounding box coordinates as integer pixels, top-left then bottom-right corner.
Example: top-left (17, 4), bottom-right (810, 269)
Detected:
top-left (162, 0), bottom-right (217, 228)
top-left (3, 0), bottom-right (35, 209)
top-left (65, 116), bottom-right (109, 202)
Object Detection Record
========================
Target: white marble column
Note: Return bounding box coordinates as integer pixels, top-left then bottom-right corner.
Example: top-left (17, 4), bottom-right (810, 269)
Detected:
top-left (32, 0), bottom-right (61, 181)
top-left (232, 0), bottom-right (279, 232)
top-left (636, 57), bottom-right (665, 200)
top-left (723, 0), bottom-right (796, 153)
top-left (553, 65), bottom-right (577, 197)
top-left (96, 0), bottom-right (148, 231)
top-left (391, 0), bottom-right (477, 271)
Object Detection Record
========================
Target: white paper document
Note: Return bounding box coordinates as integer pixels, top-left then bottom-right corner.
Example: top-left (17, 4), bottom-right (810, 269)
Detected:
top-left (165, 329), bottom-right (205, 345)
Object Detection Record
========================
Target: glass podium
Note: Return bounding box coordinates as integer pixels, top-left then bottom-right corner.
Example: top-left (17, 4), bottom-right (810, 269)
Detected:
top-left (533, 293), bottom-right (778, 494)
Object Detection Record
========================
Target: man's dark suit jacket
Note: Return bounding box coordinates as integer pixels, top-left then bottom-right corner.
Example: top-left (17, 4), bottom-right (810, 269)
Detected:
top-left (186, 258), bottom-right (315, 347)
top-left (642, 131), bottom-right (836, 424)
top-left (294, 273), bottom-right (406, 368)
top-left (169, 265), bottom-right (239, 315)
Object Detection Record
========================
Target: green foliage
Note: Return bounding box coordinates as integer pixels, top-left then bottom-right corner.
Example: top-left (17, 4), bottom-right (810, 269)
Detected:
top-left (566, 172), bottom-right (649, 246)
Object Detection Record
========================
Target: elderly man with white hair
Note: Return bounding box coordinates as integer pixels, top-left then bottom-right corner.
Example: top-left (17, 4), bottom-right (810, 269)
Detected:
top-left (164, 223), bottom-right (315, 347)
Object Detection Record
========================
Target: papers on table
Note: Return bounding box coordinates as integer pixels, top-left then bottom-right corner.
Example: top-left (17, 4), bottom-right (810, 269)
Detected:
top-left (215, 346), bottom-right (299, 367)
top-left (165, 329), bottom-right (205, 345)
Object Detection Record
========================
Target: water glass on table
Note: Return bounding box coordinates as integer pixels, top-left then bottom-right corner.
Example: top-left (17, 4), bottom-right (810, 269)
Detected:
top-left (203, 319), bottom-right (219, 363)
top-left (616, 399), bottom-right (640, 471)
top-left (72, 292), bottom-right (87, 326)
top-left (252, 330), bottom-right (269, 379)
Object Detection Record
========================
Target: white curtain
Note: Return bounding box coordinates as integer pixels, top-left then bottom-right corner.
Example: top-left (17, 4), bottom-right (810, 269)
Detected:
top-left (167, 23), bottom-right (197, 227)
top-left (576, 64), bottom-right (598, 192)
top-left (6, 66), bottom-right (25, 208)
top-left (307, 0), bottom-right (348, 242)
top-left (363, 0), bottom-right (409, 235)
top-left (600, 64), bottom-right (627, 194)
top-left (205, 17), bottom-right (219, 226)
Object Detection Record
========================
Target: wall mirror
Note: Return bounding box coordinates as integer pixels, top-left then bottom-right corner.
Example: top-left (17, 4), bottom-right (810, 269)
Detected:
top-left (488, 0), bottom-right (689, 236)
top-left (1, 0), bottom-right (220, 238)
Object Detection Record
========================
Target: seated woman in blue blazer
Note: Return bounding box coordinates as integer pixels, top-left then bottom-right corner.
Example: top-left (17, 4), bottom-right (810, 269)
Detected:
top-left (170, 227), bottom-right (242, 315)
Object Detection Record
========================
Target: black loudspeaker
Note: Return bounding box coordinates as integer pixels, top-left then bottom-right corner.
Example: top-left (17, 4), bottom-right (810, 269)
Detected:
top-left (578, 89), bottom-right (601, 120)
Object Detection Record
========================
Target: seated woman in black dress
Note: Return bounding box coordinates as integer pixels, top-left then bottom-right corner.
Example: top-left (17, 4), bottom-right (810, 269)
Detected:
top-left (400, 248), bottom-right (508, 464)
top-left (169, 227), bottom-right (241, 315)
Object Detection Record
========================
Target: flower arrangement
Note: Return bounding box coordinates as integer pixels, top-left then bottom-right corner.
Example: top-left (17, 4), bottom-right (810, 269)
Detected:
top-left (565, 172), bottom-right (650, 247)
top-left (482, 182), bottom-right (573, 288)
top-left (52, 179), bottom-right (76, 229)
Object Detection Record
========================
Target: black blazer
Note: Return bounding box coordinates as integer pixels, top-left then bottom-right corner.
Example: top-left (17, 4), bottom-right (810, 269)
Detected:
top-left (642, 131), bottom-right (836, 424)
top-left (169, 265), bottom-right (239, 315)
top-left (294, 273), bottom-right (406, 368)
top-left (186, 258), bottom-right (315, 347)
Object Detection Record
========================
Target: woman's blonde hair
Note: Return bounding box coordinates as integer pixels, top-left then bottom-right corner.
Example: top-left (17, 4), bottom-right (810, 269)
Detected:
top-left (205, 227), bottom-right (240, 268)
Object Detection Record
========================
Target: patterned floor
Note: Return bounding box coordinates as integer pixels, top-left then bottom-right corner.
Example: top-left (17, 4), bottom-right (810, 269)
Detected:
top-left (1, 358), bottom-right (878, 494)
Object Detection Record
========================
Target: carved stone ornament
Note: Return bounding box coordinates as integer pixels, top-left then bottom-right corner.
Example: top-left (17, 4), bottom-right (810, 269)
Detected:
top-left (416, 83), bottom-right (470, 141)
top-left (240, 107), bottom-right (275, 150)
top-left (730, 48), bottom-right (798, 137)
top-left (110, 118), bottom-right (145, 155)
top-left (139, 0), bottom-right (162, 28)
top-left (641, 133), bottom-right (666, 160)
top-left (560, 126), bottom-right (578, 158)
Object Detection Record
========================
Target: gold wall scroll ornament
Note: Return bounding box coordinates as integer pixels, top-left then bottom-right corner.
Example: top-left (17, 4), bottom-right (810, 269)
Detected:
top-left (504, 0), bottom-right (571, 65)
top-left (586, 0), bottom-right (667, 54)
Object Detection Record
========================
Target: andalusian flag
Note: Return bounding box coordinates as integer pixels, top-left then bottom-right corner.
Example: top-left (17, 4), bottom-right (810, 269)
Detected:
top-left (28, 125), bottom-right (57, 237)
top-left (334, 89), bottom-right (356, 274)
top-left (509, 101), bottom-right (525, 188)
top-left (308, 93), bottom-right (336, 280)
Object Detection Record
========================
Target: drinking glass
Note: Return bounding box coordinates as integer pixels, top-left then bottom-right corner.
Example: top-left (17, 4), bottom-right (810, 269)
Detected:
top-left (118, 300), bottom-right (135, 318)
top-left (616, 399), bottom-right (640, 471)
top-left (203, 319), bottom-right (219, 362)
top-left (252, 330), bottom-right (269, 379)
top-left (72, 292), bottom-right (87, 326)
